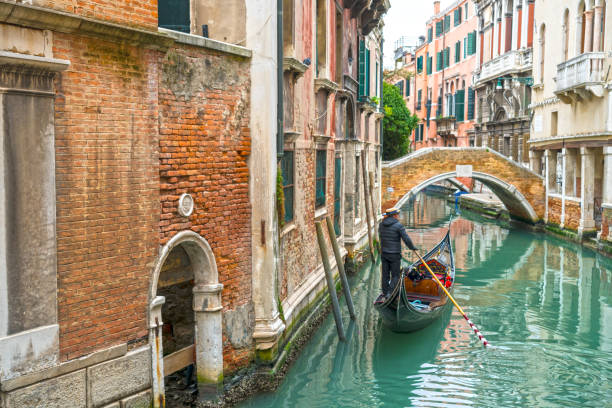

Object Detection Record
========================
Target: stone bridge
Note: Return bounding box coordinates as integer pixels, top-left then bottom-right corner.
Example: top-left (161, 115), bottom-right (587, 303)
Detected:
top-left (382, 148), bottom-right (546, 224)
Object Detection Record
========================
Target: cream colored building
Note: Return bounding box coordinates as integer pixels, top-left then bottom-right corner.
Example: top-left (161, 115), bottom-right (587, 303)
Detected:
top-left (529, 0), bottom-right (612, 245)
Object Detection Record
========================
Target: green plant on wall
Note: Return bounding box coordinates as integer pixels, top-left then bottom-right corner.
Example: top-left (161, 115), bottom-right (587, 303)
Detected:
top-left (382, 82), bottom-right (419, 160)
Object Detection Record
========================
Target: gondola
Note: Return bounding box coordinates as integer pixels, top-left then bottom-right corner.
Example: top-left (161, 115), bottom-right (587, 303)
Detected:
top-left (374, 230), bottom-right (455, 333)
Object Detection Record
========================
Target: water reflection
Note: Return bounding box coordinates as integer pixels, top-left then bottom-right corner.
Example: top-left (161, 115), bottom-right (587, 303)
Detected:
top-left (241, 193), bottom-right (612, 408)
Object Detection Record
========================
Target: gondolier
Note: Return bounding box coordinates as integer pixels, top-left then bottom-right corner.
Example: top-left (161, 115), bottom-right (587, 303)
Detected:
top-left (378, 206), bottom-right (417, 300)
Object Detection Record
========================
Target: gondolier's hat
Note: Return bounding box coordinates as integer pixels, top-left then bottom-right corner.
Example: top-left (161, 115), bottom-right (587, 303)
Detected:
top-left (384, 207), bottom-right (400, 216)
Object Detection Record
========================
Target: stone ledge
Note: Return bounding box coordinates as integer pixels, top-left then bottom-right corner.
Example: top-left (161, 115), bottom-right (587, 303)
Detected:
top-left (158, 28), bottom-right (251, 58)
top-left (2, 369), bottom-right (86, 408)
top-left (0, 343), bottom-right (126, 392)
top-left (0, 1), bottom-right (174, 48)
top-left (0, 50), bottom-right (70, 72)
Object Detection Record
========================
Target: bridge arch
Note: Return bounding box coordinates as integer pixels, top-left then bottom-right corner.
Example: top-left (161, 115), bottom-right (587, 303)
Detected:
top-left (382, 147), bottom-right (545, 224)
top-left (395, 171), bottom-right (539, 223)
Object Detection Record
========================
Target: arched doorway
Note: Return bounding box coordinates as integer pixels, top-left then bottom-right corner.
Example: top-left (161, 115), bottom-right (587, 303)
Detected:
top-left (149, 231), bottom-right (223, 407)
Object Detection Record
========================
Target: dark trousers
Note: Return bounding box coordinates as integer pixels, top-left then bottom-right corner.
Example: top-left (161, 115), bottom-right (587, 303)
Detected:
top-left (381, 252), bottom-right (402, 295)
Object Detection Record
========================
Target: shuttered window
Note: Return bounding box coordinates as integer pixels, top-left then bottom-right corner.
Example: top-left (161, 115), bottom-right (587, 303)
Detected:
top-left (455, 89), bottom-right (465, 122)
top-left (436, 51), bottom-right (442, 71)
top-left (366, 47), bottom-right (371, 97)
top-left (454, 8), bottom-right (462, 26)
top-left (395, 80), bottom-right (404, 95)
top-left (426, 53), bottom-right (432, 75)
top-left (436, 20), bottom-right (443, 37)
top-left (464, 37), bottom-right (467, 58)
top-left (443, 47), bottom-right (450, 68)
top-left (315, 150), bottom-right (327, 208)
top-left (358, 39), bottom-right (366, 99)
top-left (416, 89), bottom-right (422, 109)
top-left (333, 157), bottom-right (342, 235)
top-left (444, 15), bottom-right (450, 33)
top-left (281, 151), bottom-right (294, 223)
top-left (405, 79), bottom-right (410, 97)
top-left (467, 87), bottom-right (475, 120)
top-left (427, 27), bottom-right (433, 43)
top-left (417, 56), bottom-right (423, 73)
top-left (467, 31), bottom-right (477, 55)
top-left (455, 41), bottom-right (461, 63)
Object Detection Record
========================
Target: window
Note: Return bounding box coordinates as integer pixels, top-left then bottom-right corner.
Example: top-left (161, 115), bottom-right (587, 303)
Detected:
top-left (436, 20), bottom-right (444, 37)
top-left (335, 8), bottom-right (343, 83)
top-left (467, 31), bottom-right (476, 55)
top-left (316, 0), bottom-right (327, 77)
top-left (283, 0), bottom-right (295, 55)
top-left (281, 151), bottom-right (294, 223)
top-left (443, 47), bottom-right (450, 68)
top-left (358, 39), bottom-right (370, 100)
top-left (416, 89), bottom-right (422, 110)
top-left (333, 157), bottom-right (342, 235)
top-left (416, 55), bottom-right (424, 73)
top-left (539, 24), bottom-right (546, 83)
top-left (551, 111), bottom-right (558, 136)
top-left (426, 53), bottom-right (432, 75)
top-left (454, 7), bottom-right (462, 26)
top-left (158, 0), bottom-right (190, 33)
top-left (444, 15), bottom-right (451, 33)
top-left (436, 51), bottom-right (443, 71)
top-left (464, 37), bottom-right (467, 58)
top-left (315, 150), bottom-right (327, 208)
top-left (455, 89), bottom-right (465, 122)
top-left (465, 3), bottom-right (468, 19)
top-left (467, 87), bottom-right (475, 120)
top-left (455, 41), bottom-right (461, 63)
top-left (405, 79), bottom-right (410, 97)
top-left (427, 27), bottom-right (433, 43)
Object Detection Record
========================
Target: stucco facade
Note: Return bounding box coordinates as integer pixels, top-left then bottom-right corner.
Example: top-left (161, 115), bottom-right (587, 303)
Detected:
top-left (471, 0), bottom-right (535, 166)
top-left (530, 0), bottom-right (611, 245)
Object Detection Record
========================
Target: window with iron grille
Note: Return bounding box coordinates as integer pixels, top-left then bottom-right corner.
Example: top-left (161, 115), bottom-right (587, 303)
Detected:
top-left (316, 150), bottom-right (327, 208)
top-left (281, 151), bottom-right (294, 223)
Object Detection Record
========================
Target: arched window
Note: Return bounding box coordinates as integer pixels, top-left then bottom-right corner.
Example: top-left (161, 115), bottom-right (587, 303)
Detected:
top-left (539, 24), bottom-right (546, 83)
top-left (563, 9), bottom-right (570, 60)
top-left (578, 1), bottom-right (586, 54)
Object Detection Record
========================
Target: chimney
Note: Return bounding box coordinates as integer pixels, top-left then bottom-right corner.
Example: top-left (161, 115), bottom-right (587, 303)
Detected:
top-left (434, 1), bottom-right (440, 14)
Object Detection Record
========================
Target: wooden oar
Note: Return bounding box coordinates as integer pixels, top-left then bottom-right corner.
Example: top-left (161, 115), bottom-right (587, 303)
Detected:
top-left (413, 250), bottom-right (489, 348)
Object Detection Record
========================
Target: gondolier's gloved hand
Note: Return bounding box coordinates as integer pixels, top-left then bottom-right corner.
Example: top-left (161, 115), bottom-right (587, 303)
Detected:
top-left (407, 242), bottom-right (417, 251)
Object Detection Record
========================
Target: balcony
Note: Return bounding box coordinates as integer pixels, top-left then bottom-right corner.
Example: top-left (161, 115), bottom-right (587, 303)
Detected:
top-left (473, 48), bottom-right (532, 86)
top-left (434, 116), bottom-right (456, 137)
top-left (555, 52), bottom-right (606, 103)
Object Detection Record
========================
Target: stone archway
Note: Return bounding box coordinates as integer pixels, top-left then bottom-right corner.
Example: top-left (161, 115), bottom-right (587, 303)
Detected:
top-left (149, 230), bottom-right (223, 406)
top-left (395, 171), bottom-right (539, 223)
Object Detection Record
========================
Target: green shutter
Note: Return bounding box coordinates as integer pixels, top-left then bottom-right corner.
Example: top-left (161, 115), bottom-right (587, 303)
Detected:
top-left (444, 48), bottom-right (450, 68)
top-left (436, 20), bottom-right (443, 36)
top-left (281, 151), bottom-right (294, 223)
top-left (405, 79), bottom-right (410, 97)
top-left (428, 27), bottom-right (433, 42)
top-left (436, 51), bottom-right (442, 71)
top-left (358, 39), bottom-right (366, 99)
top-left (467, 31), bottom-right (477, 55)
top-left (444, 15), bottom-right (450, 32)
top-left (467, 87), bottom-right (475, 120)
top-left (426, 53), bottom-right (432, 75)
top-left (417, 56), bottom-right (423, 73)
top-left (333, 157), bottom-right (341, 235)
top-left (366, 47), bottom-right (371, 96)
top-left (455, 89), bottom-right (465, 122)
top-left (464, 37), bottom-right (467, 58)
top-left (472, 31), bottom-right (477, 55)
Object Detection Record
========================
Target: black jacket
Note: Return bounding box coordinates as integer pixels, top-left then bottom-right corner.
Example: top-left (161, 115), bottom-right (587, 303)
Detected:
top-left (379, 216), bottom-right (416, 254)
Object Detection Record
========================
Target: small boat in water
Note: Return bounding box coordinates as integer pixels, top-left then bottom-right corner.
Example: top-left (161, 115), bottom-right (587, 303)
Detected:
top-left (374, 231), bottom-right (455, 333)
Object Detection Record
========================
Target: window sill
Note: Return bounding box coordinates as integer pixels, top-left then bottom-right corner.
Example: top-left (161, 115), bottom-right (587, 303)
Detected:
top-left (315, 207), bottom-right (328, 220)
top-left (281, 222), bottom-right (297, 237)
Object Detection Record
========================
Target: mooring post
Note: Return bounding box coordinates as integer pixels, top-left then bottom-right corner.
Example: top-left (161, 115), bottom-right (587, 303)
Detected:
top-left (315, 221), bottom-right (346, 341)
top-left (361, 153), bottom-right (375, 258)
top-left (325, 215), bottom-right (356, 320)
top-left (368, 171), bottom-right (380, 252)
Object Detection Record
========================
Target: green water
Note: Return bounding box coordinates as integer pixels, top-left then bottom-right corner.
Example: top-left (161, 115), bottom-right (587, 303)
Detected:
top-left (241, 194), bottom-right (612, 408)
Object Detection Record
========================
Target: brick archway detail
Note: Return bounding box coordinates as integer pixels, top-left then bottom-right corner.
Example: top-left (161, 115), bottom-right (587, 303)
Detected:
top-left (382, 148), bottom-right (545, 224)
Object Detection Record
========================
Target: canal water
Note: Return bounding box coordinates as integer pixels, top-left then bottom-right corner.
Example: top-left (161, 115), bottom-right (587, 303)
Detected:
top-left (241, 193), bottom-right (612, 408)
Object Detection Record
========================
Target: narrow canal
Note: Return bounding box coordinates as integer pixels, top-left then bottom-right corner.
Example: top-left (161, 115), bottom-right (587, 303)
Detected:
top-left (241, 193), bottom-right (612, 408)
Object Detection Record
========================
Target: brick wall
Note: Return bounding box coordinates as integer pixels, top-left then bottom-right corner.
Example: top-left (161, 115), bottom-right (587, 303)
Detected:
top-left (32, 0), bottom-right (158, 29)
top-left (158, 46), bottom-right (252, 370)
top-left (602, 207), bottom-right (611, 241)
top-left (547, 197), bottom-right (581, 230)
top-left (53, 33), bottom-right (160, 361)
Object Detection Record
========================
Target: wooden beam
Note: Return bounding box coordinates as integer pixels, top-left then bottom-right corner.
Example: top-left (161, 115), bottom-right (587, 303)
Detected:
top-left (163, 345), bottom-right (194, 377)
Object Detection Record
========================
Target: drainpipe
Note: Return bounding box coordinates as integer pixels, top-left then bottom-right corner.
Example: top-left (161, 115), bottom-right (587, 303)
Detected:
top-left (277, 0), bottom-right (284, 158)
top-left (380, 36), bottom-right (384, 161)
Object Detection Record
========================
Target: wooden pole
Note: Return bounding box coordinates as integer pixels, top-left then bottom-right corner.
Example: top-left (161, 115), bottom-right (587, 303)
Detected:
top-left (413, 250), bottom-right (489, 348)
top-left (315, 221), bottom-right (346, 341)
top-left (360, 152), bottom-right (375, 258)
top-left (325, 216), bottom-right (356, 320)
top-left (368, 171), bottom-right (380, 252)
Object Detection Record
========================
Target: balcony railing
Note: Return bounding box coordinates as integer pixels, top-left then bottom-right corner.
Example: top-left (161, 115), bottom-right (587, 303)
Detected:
top-left (434, 116), bottom-right (456, 136)
top-left (555, 52), bottom-right (606, 102)
top-left (473, 48), bottom-right (533, 86)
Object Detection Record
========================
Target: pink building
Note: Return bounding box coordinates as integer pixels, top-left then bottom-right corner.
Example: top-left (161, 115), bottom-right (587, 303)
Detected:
top-left (402, 0), bottom-right (479, 149)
